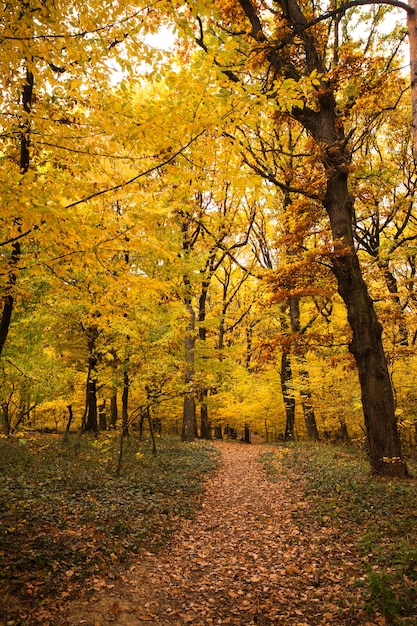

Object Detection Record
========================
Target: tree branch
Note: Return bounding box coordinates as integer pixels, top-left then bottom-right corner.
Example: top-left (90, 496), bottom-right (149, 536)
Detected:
top-left (302, 0), bottom-right (413, 31)
top-left (65, 131), bottom-right (206, 209)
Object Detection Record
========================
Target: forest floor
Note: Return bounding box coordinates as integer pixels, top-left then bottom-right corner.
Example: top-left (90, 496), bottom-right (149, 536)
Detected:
top-left (62, 442), bottom-right (375, 626)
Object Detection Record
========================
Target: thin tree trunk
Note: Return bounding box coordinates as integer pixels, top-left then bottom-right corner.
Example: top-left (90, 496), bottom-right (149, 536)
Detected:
top-left (66, 405), bottom-right (73, 432)
top-left (182, 277), bottom-right (197, 441)
top-left (110, 394), bottom-right (118, 429)
top-left (146, 407), bottom-right (157, 456)
top-left (1, 402), bottom-right (10, 436)
top-left (200, 389), bottom-right (211, 439)
top-left (199, 277), bottom-right (212, 440)
top-left (408, 0), bottom-right (417, 155)
top-left (298, 367), bottom-right (320, 440)
top-left (122, 368), bottom-right (129, 436)
top-left (379, 261), bottom-right (408, 346)
top-left (281, 352), bottom-right (296, 440)
top-left (98, 401), bottom-right (107, 431)
top-left (289, 297), bottom-right (320, 440)
top-left (84, 326), bottom-right (99, 434)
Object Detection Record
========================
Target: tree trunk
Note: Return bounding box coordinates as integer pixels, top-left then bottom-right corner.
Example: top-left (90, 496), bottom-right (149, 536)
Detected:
top-left (85, 377), bottom-right (98, 433)
top-left (379, 261), bottom-right (408, 346)
top-left (408, 0), bottom-right (417, 155)
top-left (289, 297), bottom-right (320, 440)
top-left (183, 395), bottom-right (197, 441)
top-left (244, 423), bottom-right (251, 443)
top-left (110, 394), bottom-right (118, 429)
top-left (98, 401), bottom-right (107, 431)
top-left (281, 352), bottom-right (296, 440)
top-left (182, 280), bottom-right (197, 441)
top-left (66, 405), bottom-right (73, 432)
top-left (214, 425), bottom-right (223, 439)
top-left (199, 277), bottom-right (212, 440)
top-left (122, 368), bottom-right (129, 436)
top-left (324, 149), bottom-right (408, 476)
top-left (200, 389), bottom-right (211, 439)
top-left (292, 0), bottom-right (408, 477)
top-left (84, 326), bottom-right (99, 434)
top-left (1, 402), bottom-right (10, 436)
top-left (299, 366), bottom-right (320, 440)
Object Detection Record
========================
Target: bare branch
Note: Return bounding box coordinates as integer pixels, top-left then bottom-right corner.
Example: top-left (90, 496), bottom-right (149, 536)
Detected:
top-left (301, 0), bottom-right (413, 32)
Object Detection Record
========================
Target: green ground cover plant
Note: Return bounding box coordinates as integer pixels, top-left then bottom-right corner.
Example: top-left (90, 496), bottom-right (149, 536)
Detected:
top-left (0, 433), bottom-right (219, 624)
top-left (261, 444), bottom-right (417, 625)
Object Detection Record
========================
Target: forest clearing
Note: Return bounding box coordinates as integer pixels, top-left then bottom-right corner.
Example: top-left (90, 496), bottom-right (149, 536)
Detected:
top-left (1, 435), bottom-right (417, 625)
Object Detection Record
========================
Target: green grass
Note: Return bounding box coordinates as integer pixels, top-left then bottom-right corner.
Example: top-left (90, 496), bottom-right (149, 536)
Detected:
top-left (260, 443), bottom-right (417, 625)
top-left (0, 432), bottom-right (220, 624)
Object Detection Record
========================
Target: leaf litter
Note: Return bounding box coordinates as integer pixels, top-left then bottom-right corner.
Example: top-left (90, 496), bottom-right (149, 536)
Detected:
top-left (63, 442), bottom-right (374, 626)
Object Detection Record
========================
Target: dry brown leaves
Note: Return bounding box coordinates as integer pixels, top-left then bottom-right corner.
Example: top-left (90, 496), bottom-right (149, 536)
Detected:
top-left (62, 443), bottom-right (377, 626)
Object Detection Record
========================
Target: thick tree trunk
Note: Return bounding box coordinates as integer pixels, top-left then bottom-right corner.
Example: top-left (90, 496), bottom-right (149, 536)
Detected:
top-left (183, 395), bottom-right (197, 441)
top-left (324, 158), bottom-right (408, 476)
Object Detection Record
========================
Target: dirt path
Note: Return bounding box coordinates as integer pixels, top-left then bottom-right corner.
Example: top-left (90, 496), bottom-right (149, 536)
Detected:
top-left (63, 443), bottom-right (370, 626)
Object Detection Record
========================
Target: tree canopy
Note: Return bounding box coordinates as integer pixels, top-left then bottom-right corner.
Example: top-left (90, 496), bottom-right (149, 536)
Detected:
top-left (1, 0), bottom-right (417, 476)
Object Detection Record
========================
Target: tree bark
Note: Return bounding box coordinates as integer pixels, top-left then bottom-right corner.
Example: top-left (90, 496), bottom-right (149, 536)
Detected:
top-left (324, 154), bottom-right (407, 475)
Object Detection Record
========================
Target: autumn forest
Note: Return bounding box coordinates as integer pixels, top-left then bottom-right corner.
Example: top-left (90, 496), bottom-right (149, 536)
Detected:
top-left (2, 0), bottom-right (417, 474)
top-left (4, 0), bottom-right (417, 623)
